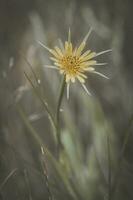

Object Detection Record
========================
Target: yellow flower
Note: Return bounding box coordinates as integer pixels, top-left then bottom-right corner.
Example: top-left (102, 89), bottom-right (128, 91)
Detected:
top-left (38, 28), bottom-right (111, 98)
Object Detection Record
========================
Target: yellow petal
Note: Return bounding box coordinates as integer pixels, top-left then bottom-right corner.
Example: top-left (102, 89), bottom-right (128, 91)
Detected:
top-left (66, 74), bottom-right (71, 83)
top-left (60, 69), bottom-right (64, 74)
top-left (86, 60), bottom-right (97, 65)
top-left (79, 50), bottom-right (91, 60)
top-left (83, 67), bottom-right (95, 71)
top-left (77, 72), bottom-right (87, 79)
top-left (73, 47), bottom-right (77, 55)
top-left (54, 46), bottom-right (63, 57)
top-left (65, 41), bottom-right (69, 51)
top-left (81, 52), bottom-right (96, 61)
top-left (68, 43), bottom-right (73, 53)
top-left (77, 75), bottom-right (85, 83)
top-left (81, 60), bottom-right (97, 67)
top-left (65, 41), bottom-right (72, 53)
top-left (54, 62), bottom-right (62, 67)
top-left (65, 42), bottom-right (73, 54)
top-left (50, 57), bottom-right (58, 62)
top-left (71, 76), bottom-right (75, 83)
top-left (75, 42), bottom-right (86, 56)
top-left (50, 49), bottom-right (60, 58)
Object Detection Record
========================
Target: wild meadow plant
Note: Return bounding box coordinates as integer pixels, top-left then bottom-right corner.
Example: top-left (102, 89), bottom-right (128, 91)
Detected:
top-left (38, 29), bottom-right (111, 155)
top-left (17, 29), bottom-right (132, 200)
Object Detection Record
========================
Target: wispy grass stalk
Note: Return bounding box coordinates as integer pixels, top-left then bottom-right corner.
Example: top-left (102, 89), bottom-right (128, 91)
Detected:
top-left (17, 105), bottom-right (77, 200)
top-left (0, 168), bottom-right (18, 191)
top-left (24, 72), bottom-right (57, 142)
top-left (22, 54), bottom-right (66, 155)
top-left (24, 69), bottom-right (66, 157)
top-left (21, 53), bottom-right (57, 143)
top-left (107, 133), bottom-right (112, 200)
top-left (111, 114), bottom-right (133, 199)
top-left (24, 169), bottom-right (33, 200)
top-left (41, 147), bottom-right (54, 200)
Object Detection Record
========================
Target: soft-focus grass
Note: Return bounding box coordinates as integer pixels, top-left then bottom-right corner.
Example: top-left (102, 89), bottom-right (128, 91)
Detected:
top-left (0, 1), bottom-right (133, 200)
top-left (16, 65), bottom-right (129, 200)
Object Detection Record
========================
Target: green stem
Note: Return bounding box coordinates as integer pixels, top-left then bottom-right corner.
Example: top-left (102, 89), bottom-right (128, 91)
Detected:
top-left (55, 76), bottom-right (66, 156)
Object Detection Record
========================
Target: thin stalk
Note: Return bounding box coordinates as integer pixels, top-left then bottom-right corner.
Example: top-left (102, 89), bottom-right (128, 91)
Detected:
top-left (24, 72), bottom-right (57, 141)
top-left (17, 104), bottom-right (44, 147)
top-left (0, 168), bottom-right (18, 191)
top-left (107, 133), bottom-right (112, 200)
top-left (55, 76), bottom-right (66, 156)
top-left (41, 147), bottom-right (54, 200)
top-left (21, 53), bottom-right (57, 142)
top-left (17, 105), bottom-right (77, 200)
top-left (111, 115), bottom-right (133, 199)
top-left (121, 115), bottom-right (133, 156)
top-left (24, 169), bottom-right (33, 200)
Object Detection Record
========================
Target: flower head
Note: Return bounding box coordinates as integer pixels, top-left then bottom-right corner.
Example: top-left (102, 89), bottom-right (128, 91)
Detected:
top-left (38, 28), bottom-right (111, 98)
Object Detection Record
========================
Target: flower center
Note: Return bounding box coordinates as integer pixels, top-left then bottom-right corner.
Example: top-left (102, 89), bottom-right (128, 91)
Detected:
top-left (60, 55), bottom-right (80, 75)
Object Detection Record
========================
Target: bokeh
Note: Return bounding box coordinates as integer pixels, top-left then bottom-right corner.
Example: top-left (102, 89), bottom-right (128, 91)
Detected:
top-left (0, 0), bottom-right (133, 200)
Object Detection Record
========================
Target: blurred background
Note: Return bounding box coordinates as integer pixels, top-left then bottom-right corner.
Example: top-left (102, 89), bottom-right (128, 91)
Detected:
top-left (0, 0), bottom-right (133, 199)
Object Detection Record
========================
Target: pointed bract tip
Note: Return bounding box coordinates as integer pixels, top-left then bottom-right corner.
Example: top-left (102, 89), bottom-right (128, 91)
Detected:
top-left (67, 83), bottom-right (70, 100)
top-left (95, 49), bottom-right (112, 57)
top-left (37, 40), bottom-right (51, 52)
top-left (91, 71), bottom-right (109, 79)
top-left (81, 83), bottom-right (92, 96)
top-left (68, 27), bottom-right (71, 43)
top-left (95, 63), bottom-right (108, 66)
top-left (83, 27), bottom-right (93, 43)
